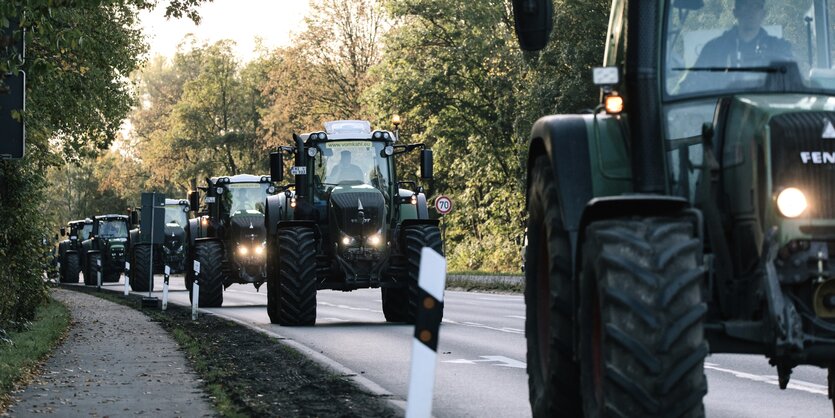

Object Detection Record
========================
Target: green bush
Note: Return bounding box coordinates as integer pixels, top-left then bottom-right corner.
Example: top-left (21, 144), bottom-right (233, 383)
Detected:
top-left (0, 160), bottom-right (50, 332)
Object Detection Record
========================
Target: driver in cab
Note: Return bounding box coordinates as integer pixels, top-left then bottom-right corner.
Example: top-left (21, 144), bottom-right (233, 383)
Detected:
top-left (678, 0), bottom-right (793, 91)
top-left (329, 150), bottom-right (364, 184)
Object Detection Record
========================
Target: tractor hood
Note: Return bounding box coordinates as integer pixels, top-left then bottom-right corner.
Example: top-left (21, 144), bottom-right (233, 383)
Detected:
top-left (229, 210), bottom-right (266, 244)
top-left (163, 222), bottom-right (186, 252)
top-left (329, 185), bottom-right (386, 238)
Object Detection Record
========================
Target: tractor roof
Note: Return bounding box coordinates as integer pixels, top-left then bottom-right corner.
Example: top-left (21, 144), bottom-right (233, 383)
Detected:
top-left (209, 174), bottom-right (270, 184)
top-left (163, 198), bottom-right (189, 206)
top-left (68, 219), bottom-right (92, 226)
top-left (302, 120), bottom-right (395, 141)
top-left (94, 214), bottom-right (128, 221)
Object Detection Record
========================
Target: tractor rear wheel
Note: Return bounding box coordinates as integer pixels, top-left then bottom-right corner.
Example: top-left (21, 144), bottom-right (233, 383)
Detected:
top-left (525, 156), bottom-right (581, 417)
top-left (130, 244), bottom-right (154, 292)
top-left (269, 227), bottom-right (316, 325)
top-left (61, 253), bottom-right (81, 284)
top-left (391, 224), bottom-right (443, 324)
top-left (189, 240), bottom-right (224, 307)
top-left (579, 217), bottom-right (707, 417)
top-left (84, 253), bottom-right (100, 286)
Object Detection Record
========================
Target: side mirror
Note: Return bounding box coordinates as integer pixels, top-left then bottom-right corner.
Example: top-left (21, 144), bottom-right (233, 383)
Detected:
top-left (129, 210), bottom-right (139, 227)
top-left (420, 149), bottom-right (434, 180)
top-left (60, 227), bottom-right (66, 237)
top-left (511, 0), bottom-right (553, 51)
top-left (270, 152), bottom-right (284, 182)
top-left (188, 190), bottom-right (200, 213)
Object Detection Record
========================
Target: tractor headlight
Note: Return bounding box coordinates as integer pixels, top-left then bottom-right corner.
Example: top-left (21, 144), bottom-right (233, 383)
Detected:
top-left (341, 235), bottom-right (355, 246)
top-left (238, 245), bottom-right (249, 256)
top-left (367, 234), bottom-right (382, 246)
top-left (776, 187), bottom-right (808, 218)
top-left (255, 244), bottom-right (264, 255)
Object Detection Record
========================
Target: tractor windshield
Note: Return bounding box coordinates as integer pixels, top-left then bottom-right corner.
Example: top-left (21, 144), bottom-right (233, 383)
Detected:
top-left (163, 205), bottom-right (189, 226)
top-left (80, 224), bottom-right (92, 240)
top-left (665, 0), bottom-right (835, 98)
top-left (313, 140), bottom-right (392, 196)
top-left (222, 183), bottom-right (269, 215)
top-left (98, 220), bottom-right (128, 239)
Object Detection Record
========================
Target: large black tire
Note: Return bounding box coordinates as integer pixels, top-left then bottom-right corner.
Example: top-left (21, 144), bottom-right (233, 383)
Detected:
top-left (268, 227), bottom-right (317, 325)
top-left (84, 253), bottom-right (101, 286)
top-left (189, 240), bottom-right (224, 307)
top-left (385, 224), bottom-right (444, 324)
top-left (524, 156), bottom-right (581, 417)
top-left (130, 244), bottom-right (154, 292)
top-left (61, 253), bottom-right (81, 284)
top-left (579, 217), bottom-right (707, 417)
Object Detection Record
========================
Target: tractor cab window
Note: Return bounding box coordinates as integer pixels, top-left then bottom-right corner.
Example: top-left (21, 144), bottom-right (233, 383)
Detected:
top-left (80, 224), bottom-right (93, 240)
top-left (313, 141), bottom-right (392, 198)
top-left (164, 206), bottom-right (189, 226)
top-left (665, 0), bottom-right (835, 98)
top-left (222, 183), bottom-right (269, 215)
top-left (98, 220), bottom-right (128, 238)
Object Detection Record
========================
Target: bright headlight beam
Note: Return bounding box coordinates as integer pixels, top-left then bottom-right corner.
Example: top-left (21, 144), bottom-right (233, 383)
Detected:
top-left (238, 246), bottom-right (249, 256)
top-left (776, 187), bottom-right (808, 218)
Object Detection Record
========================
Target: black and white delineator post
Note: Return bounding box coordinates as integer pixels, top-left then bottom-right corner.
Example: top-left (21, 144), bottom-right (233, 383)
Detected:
top-left (406, 247), bottom-right (446, 418)
top-left (162, 265), bottom-right (170, 311)
top-left (192, 260), bottom-right (200, 320)
top-left (96, 258), bottom-right (102, 291)
top-left (123, 261), bottom-right (130, 296)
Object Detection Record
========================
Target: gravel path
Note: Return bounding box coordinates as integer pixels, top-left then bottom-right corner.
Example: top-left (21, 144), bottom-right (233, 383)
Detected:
top-left (6, 288), bottom-right (214, 417)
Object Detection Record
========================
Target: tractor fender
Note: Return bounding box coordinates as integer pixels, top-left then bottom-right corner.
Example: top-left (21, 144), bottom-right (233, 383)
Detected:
top-left (186, 218), bottom-right (201, 247)
top-left (394, 219), bottom-right (441, 251)
top-left (526, 115), bottom-right (595, 266)
top-left (128, 228), bottom-right (139, 252)
top-left (265, 193), bottom-right (292, 238)
top-left (416, 192), bottom-right (429, 219)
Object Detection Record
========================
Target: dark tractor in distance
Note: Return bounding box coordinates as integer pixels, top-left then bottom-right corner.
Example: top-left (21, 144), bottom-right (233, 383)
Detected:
top-left (514, 0), bottom-right (835, 416)
top-left (80, 214), bottom-right (129, 286)
top-left (265, 119), bottom-right (439, 326)
top-left (127, 198), bottom-right (190, 292)
top-left (57, 219), bottom-right (93, 283)
top-left (185, 174), bottom-right (272, 307)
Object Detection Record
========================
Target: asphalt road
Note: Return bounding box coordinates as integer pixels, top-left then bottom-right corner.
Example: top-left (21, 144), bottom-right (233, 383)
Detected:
top-left (98, 275), bottom-right (833, 418)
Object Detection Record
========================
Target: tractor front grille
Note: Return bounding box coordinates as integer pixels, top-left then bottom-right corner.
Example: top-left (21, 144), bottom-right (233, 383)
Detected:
top-left (770, 111), bottom-right (835, 219)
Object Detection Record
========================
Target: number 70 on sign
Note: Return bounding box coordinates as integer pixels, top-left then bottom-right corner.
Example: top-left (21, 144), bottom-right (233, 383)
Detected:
top-left (434, 195), bottom-right (453, 215)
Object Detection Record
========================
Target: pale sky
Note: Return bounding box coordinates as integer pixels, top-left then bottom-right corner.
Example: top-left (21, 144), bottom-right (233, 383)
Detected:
top-left (138, 0), bottom-right (312, 62)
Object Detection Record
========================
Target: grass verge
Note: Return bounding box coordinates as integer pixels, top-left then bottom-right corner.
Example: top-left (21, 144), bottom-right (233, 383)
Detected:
top-left (0, 298), bottom-right (71, 412)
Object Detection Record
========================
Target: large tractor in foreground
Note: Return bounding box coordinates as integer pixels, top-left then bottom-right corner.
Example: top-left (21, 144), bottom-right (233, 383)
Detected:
top-left (80, 214), bottom-right (129, 285)
top-left (513, 0), bottom-right (835, 416)
top-left (57, 219), bottom-right (93, 283)
top-left (185, 174), bottom-right (271, 307)
top-left (127, 198), bottom-right (190, 292)
top-left (264, 119), bottom-right (439, 326)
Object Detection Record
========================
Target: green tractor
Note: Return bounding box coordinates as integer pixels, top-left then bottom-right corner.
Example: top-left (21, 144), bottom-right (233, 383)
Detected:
top-left (264, 119), bottom-right (439, 326)
top-left (127, 198), bottom-right (191, 292)
top-left (513, 0), bottom-right (835, 416)
top-left (185, 174), bottom-right (272, 307)
top-left (57, 219), bottom-right (93, 283)
top-left (80, 214), bottom-right (129, 286)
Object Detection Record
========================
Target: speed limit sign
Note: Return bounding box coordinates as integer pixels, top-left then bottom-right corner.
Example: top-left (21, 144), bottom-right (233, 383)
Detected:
top-left (434, 195), bottom-right (453, 215)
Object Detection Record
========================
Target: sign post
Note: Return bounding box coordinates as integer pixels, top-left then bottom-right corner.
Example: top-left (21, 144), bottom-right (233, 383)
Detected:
top-left (406, 248), bottom-right (447, 418)
top-left (162, 265), bottom-right (170, 311)
top-left (96, 258), bottom-right (102, 291)
top-left (124, 261), bottom-right (130, 296)
top-left (192, 260), bottom-right (201, 320)
top-left (433, 195), bottom-right (453, 254)
top-left (140, 192), bottom-right (165, 308)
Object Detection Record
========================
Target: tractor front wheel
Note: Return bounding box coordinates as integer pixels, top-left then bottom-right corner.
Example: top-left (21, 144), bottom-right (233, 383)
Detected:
top-left (524, 156), bottom-right (581, 417)
top-left (389, 224), bottom-right (443, 324)
top-left (268, 227), bottom-right (317, 325)
top-left (189, 240), bottom-right (224, 307)
top-left (130, 244), bottom-right (154, 292)
top-left (84, 253), bottom-right (100, 286)
top-left (61, 253), bottom-right (81, 284)
top-left (579, 217), bottom-right (707, 417)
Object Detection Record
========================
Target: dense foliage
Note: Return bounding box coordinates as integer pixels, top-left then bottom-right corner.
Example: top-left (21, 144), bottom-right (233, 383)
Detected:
top-left (0, 0), bottom-right (208, 331)
top-left (2, 0), bottom-right (610, 330)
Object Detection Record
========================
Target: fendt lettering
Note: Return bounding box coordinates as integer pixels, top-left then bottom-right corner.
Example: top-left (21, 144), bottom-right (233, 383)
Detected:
top-left (513, 0), bottom-right (835, 416)
top-left (800, 151), bottom-right (835, 164)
